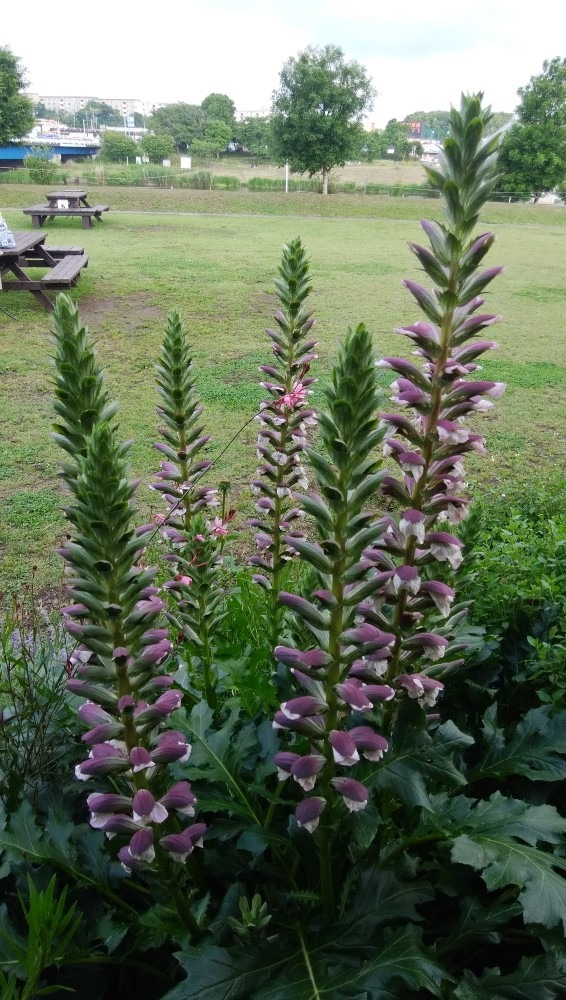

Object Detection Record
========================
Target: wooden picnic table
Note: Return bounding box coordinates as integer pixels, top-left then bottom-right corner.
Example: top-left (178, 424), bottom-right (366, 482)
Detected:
top-left (23, 189), bottom-right (110, 229)
top-left (0, 231), bottom-right (88, 311)
top-left (46, 189), bottom-right (90, 209)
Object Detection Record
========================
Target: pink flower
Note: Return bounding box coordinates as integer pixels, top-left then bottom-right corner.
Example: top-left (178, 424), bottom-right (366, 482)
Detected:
top-left (277, 381), bottom-right (309, 410)
top-left (207, 516), bottom-right (228, 538)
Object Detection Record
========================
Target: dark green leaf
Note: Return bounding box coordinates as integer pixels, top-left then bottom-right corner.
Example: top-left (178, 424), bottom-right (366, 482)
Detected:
top-left (371, 721), bottom-right (472, 809)
top-left (472, 706), bottom-right (566, 782)
top-left (448, 793), bottom-right (566, 930)
top-left (454, 954), bottom-right (566, 999)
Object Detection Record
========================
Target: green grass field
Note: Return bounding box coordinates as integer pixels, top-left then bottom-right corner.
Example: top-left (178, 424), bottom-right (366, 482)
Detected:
top-left (1, 186), bottom-right (565, 602)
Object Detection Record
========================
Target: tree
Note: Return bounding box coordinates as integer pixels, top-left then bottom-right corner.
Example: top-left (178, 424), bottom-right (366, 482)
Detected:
top-left (147, 103), bottom-right (206, 151)
top-left (201, 92), bottom-right (235, 128)
top-left (0, 46), bottom-right (34, 144)
top-left (497, 58), bottom-right (566, 199)
top-left (271, 44), bottom-right (375, 193)
top-left (233, 116), bottom-right (273, 158)
top-left (99, 131), bottom-right (137, 162)
top-left (204, 118), bottom-right (231, 156)
top-left (190, 119), bottom-right (232, 159)
top-left (382, 119), bottom-right (412, 159)
top-left (33, 101), bottom-right (49, 119)
top-left (82, 100), bottom-right (122, 127)
top-left (140, 132), bottom-right (175, 163)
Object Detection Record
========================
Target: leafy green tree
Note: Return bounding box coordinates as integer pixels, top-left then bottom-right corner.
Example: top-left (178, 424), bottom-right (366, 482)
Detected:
top-left (201, 92), bottom-right (235, 128)
top-left (233, 115), bottom-right (272, 157)
top-left (204, 118), bottom-right (231, 155)
top-left (358, 129), bottom-right (386, 161)
top-left (383, 119), bottom-right (411, 159)
top-left (271, 44), bottom-right (375, 193)
top-left (191, 119), bottom-right (232, 159)
top-left (486, 111), bottom-right (514, 133)
top-left (82, 100), bottom-right (122, 127)
top-left (498, 58), bottom-right (566, 200)
top-left (33, 101), bottom-right (49, 119)
top-left (148, 103), bottom-right (206, 151)
top-left (140, 132), bottom-right (175, 163)
top-left (0, 46), bottom-right (34, 144)
top-left (99, 130), bottom-right (137, 162)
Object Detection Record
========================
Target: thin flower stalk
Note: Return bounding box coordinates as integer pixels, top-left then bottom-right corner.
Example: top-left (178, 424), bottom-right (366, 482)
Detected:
top-left (150, 311), bottom-right (233, 708)
top-left (152, 308), bottom-right (217, 529)
top-left (249, 237), bottom-right (318, 648)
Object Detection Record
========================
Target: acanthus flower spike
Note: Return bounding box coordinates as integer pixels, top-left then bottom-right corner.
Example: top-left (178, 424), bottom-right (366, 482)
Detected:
top-left (358, 94), bottom-right (506, 723)
top-left (248, 238), bottom-right (318, 648)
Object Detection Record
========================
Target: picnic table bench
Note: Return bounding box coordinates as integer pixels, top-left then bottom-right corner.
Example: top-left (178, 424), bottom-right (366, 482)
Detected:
top-left (23, 190), bottom-right (109, 229)
top-left (0, 231), bottom-right (88, 311)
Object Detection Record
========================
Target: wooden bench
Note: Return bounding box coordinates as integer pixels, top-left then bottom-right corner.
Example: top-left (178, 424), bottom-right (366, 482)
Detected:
top-left (41, 246), bottom-right (85, 257)
top-left (15, 245), bottom-right (85, 266)
top-left (23, 205), bottom-right (110, 229)
top-left (41, 254), bottom-right (88, 286)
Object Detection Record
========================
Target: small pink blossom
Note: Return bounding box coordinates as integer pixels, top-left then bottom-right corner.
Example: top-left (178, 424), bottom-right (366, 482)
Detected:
top-left (277, 381), bottom-right (308, 410)
top-left (207, 516), bottom-right (228, 538)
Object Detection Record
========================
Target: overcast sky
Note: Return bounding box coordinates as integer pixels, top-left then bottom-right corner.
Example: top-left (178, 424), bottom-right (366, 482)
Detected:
top-left (3, 0), bottom-right (564, 125)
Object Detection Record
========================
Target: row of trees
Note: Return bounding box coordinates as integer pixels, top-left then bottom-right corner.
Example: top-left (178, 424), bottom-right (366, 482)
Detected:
top-left (2, 43), bottom-right (566, 198)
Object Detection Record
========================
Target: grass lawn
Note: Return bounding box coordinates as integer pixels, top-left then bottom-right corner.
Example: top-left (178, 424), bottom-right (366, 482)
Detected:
top-left (1, 190), bottom-right (565, 603)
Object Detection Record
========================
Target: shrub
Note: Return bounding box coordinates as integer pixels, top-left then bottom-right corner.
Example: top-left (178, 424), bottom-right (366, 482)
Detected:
top-left (22, 153), bottom-right (60, 184)
top-left (99, 131), bottom-right (138, 163)
top-left (177, 169), bottom-right (213, 189)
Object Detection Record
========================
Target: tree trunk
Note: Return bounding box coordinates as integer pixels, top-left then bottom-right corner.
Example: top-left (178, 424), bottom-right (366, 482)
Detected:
top-left (322, 167), bottom-right (329, 195)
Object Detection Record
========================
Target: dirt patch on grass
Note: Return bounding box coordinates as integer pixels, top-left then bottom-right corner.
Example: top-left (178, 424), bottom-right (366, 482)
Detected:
top-left (79, 293), bottom-right (163, 326)
top-left (250, 292), bottom-right (277, 314)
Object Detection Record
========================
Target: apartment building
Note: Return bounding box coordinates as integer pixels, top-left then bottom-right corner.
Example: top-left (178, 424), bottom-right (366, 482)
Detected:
top-left (36, 96), bottom-right (164, 117)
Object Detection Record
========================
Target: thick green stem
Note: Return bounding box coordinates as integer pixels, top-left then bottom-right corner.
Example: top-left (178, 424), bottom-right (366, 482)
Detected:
top-left (317, 498), bottom-right (347, 925)
top-left (158, 852), bottom-right (202, 938)
top-left (199, 595), bottom-right (217, 711)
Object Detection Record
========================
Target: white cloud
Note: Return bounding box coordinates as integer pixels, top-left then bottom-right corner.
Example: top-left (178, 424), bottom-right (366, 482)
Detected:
top-left (2, 0), bottom-right (564, 125)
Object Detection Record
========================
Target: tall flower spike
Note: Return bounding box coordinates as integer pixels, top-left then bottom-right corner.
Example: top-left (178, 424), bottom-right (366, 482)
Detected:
top-left (50, 294), bottom-right (118, 495)
top-left (273, 324), bottom-right (392, 924)
top-left (249, 237), bottom-right (318, 648)
top-left (151, 310), bottom-right (230, 710)
top-left (153, 308), bottom-right (216, 528)
top-left (365, 93), bottom-right (505, 703)
top-left (51, 304), bottom-right (204, 903)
